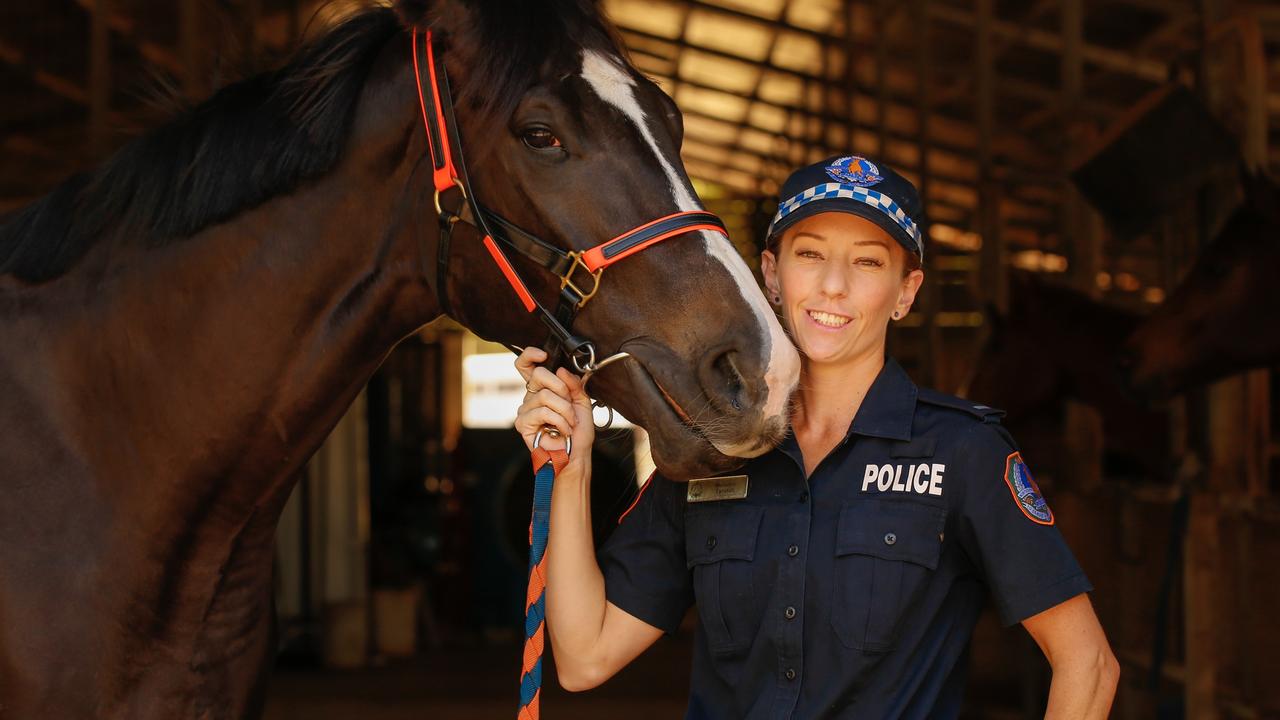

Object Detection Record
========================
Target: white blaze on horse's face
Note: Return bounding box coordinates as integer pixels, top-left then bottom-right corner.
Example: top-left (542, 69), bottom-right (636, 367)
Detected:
top-left (579, 51), bottom-right (799, 457)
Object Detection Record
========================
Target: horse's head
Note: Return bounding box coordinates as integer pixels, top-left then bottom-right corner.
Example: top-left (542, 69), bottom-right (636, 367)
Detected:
top-left (962, 273), bottom-right (1064, 418)
top-left (394, 0), bottom-right (799, 479)
top-left (1122, 169), bottom-right (1280, 397)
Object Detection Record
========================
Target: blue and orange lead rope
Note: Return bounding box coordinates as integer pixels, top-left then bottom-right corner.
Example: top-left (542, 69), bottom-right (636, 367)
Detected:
top-left (519, 443), bottom-right (568, 719)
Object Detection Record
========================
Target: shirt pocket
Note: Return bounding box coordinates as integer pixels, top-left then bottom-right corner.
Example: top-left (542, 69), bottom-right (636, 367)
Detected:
top-left (831, 499), bottom-right (945, 653)
top-left (685, 504), bottom-right (764, 656)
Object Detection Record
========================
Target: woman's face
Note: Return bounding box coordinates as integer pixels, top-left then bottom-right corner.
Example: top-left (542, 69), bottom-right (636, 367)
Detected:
top-left (761, 212), bottom-right (924, 367)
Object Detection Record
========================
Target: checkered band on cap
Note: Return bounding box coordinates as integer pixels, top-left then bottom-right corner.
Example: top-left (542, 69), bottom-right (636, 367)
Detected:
top-left (768, 182), bottom-right (924, 258)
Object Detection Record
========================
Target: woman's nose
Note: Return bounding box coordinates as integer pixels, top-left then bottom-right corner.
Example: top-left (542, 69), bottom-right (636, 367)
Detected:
top-left (819, 264), bottom-right (850, 298)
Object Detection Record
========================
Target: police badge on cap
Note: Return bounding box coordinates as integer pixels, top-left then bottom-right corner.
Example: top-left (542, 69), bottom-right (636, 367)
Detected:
top-left (825, 156), bottom-right (883, 187)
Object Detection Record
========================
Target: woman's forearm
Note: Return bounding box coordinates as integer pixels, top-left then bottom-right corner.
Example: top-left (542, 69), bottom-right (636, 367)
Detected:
top-left (1043, 646), bottom-right (1120, 720)
top-left (543, 462), bottom-right (612, 690)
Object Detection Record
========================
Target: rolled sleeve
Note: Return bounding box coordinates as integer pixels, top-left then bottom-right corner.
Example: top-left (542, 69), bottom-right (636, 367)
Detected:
top-left (953, 422), bottom-right (1094, 626)
top-left (597, 473), bottom-right (693, 633)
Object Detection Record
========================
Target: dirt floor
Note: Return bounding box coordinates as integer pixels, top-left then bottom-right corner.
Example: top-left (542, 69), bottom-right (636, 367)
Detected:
top-left (262, 612), bottom-right (1031, 719)
top-left (263, 631), bottom-right (694, 720)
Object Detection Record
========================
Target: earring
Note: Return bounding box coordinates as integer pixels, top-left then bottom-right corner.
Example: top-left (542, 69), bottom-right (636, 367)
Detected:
top-left (893, 311), bottom-right (900, 319)
top-left (772, 294), bottom-right (781, 304)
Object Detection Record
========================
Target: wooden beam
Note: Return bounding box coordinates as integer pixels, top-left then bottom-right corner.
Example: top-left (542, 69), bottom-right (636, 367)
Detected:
top-left (975, 0), bottom-right (1006, 314)
top-left (1062, 0), bottom-right (1094, 296)
top-left (89, 0), bottom-right (111, 158)
top-left (678, 148), bottom-right (1042, 236)
top-left (928, 2), bottom-right (1168, 83)
top-left (874, 0), bottom-right (890, 157)
top-left (180, 0), bottom-right (201, 100)
top-left (71, 0), bottom-right (183, 77)
top-left (678, 0), bottom-right (1192, 95)
top-left (912, 0), bottom-right (943, 388)
top-left (623, 31), bottom-right (1056, 170)
top-left (676, 109), bottom-right (1057, 227)
top-left (630, 21), bottom-right (1122, 122)
top-left (932, 0), bottom-right (1058, 110)
top-left (0, 39), bottom-right (128, 125)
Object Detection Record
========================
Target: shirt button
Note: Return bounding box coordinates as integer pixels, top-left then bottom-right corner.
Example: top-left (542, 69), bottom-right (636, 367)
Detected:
top-left (787, 544), bottom-right (799, 557)
top-left (784, 606), bottom-right (797, 620)
top-left (798, 491), bottom-right (809, 503)
top-left (706, 536), bottom-right (717, 550)
top-left (884, 532), bottom-right (897, 546)
top-left (784, 668), bottom-right (797, 681)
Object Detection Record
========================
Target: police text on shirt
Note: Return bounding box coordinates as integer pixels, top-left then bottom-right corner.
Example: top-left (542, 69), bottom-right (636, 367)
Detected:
top-left (861, 463), bottom-right (945, 496)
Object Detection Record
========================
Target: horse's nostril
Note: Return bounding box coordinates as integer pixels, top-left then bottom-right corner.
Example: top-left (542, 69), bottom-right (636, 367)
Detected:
top-left (713, 350), bottom-right (745, 413)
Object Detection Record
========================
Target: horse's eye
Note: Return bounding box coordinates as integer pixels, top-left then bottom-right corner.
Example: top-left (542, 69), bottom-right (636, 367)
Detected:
top-left (522, 128), bottom-right (562, 150)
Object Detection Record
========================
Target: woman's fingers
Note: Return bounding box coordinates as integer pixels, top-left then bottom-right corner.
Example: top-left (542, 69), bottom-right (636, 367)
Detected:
top-left (516, 405), bottom-right (573, 441)
top-left (525, 388), bottom-right (576, 428)
top-left (514, 347), bottom-right (548, 382)
top-left (531, 366), bottom-right (569, 397)
top-left (558, 368), bottom-right (588, 402)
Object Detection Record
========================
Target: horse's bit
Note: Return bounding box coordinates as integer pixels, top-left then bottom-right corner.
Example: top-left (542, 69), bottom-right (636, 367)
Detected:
top-left (411, 29), bottom-right (728, 402)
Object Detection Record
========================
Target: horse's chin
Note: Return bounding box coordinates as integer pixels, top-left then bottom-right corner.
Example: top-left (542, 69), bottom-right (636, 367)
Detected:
top-left (618, 355), bottom-right (788, 481)
top-left (646, 427), bottom-right (746, 481)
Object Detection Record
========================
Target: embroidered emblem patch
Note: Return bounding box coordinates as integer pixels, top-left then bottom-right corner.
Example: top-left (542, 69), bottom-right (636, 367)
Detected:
top-left (825, 155), bottom-right (883, 187)
top-left (1003, 452), bottom-right (1054, 525)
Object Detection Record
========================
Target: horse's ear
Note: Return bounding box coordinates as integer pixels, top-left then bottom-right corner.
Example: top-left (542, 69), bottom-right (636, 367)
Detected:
top-left (1239, 163), bottom-right (1280, 224)
top-left (1007, 269), bottom-right (1036, 312)
top-left (393, 0), bottom-right (438, 28)
top-left (983, 302), bottom-right (1006, 341)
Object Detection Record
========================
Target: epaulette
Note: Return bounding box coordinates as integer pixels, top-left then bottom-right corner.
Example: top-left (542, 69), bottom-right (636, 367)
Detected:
top-left (917, 387), bottom-right (1006, 423)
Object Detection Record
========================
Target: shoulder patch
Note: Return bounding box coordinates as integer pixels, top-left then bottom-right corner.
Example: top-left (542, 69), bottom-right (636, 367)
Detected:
top-left (1002, 452), bottom-right (1054, 525)
top-left (917, 388), bottom-right (1006, 422)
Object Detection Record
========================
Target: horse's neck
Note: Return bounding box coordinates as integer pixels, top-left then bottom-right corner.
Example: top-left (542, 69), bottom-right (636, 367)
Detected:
top-left (0, 60), bottom-right (437, 703)
top-left (81, 151), bottom-right (429, 486)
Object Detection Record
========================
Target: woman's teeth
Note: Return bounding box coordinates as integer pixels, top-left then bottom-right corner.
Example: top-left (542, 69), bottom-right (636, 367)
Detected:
top-left (808, 310), bottom-right (851, 328)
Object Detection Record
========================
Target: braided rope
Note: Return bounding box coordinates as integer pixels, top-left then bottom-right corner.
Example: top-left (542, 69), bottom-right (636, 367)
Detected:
top-left (519, 446), bottom-right (568, 719)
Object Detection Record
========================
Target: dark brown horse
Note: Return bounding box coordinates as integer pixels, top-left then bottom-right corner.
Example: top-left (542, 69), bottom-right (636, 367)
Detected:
top-left (964, 272), bottom-right (1170, 482)
top-left (0, 1), bottom-right (798, 717)
top-left (1123, 170), bottom-right (1280, 397)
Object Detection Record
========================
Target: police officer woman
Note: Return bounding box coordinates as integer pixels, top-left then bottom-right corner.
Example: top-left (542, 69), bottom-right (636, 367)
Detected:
top-left (514, 155), bottom-right (1119, 718)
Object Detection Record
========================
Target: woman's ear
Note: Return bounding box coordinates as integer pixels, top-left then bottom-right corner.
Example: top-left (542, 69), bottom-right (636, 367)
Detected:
top-left (895, 268), bottom-right (925, 318)
top-left (760, 249), bottom-right (781, 301)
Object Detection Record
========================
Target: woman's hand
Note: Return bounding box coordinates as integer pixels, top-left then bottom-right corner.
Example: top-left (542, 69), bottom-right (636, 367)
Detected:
top-left (514, 347), bottom-right (595, 466)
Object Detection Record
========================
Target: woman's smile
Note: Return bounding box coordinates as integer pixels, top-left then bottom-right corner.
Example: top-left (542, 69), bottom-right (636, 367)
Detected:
top-left (805, 308), bottom-right (853, 329)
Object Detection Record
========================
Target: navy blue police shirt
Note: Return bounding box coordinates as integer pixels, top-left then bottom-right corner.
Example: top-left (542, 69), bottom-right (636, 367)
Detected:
top-left (597, 358), bottom-right (1091, 719)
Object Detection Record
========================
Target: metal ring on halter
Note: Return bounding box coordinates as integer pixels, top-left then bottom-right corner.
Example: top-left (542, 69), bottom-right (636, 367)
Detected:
top-left (591, 400), bottom-right (616, 430)
top-left (532, 426), bottom-right (570, 456)
top-left (578, 351), bottom-right (630, 393)
top-left (570, 343), bottom-right (597, 375)
top-left (433, 182), bottom-right (468, 219)
top-left (574, 348), bottom-right (631, 376)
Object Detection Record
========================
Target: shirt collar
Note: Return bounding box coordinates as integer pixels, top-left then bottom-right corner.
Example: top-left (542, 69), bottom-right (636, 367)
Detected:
top-left (845, 357), bottom-right (917, 441)
top-left (778, 357), bottom-right (917, 464)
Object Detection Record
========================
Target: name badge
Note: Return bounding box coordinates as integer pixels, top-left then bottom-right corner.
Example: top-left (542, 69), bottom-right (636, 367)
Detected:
top-left (686, 475), bottom-right (749, 503)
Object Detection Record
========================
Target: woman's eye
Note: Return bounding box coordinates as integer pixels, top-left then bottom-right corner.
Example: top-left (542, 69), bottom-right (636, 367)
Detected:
top-left (522, 128), bottom-right (562, 150)
top-left (797, 250), bottom-right (821, 259)
top-left (857, 257), bottom-right (885, 267)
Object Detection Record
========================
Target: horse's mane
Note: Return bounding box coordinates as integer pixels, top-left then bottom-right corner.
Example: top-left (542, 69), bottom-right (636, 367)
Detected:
top-left (0, 0), bottom-right (631, 284)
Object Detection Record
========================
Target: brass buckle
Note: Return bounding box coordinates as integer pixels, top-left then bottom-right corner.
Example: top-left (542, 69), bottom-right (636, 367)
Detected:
top-left (561, 251), bottom-right (603, 308)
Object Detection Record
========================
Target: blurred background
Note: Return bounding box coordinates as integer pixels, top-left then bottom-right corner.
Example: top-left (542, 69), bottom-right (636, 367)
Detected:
top-left (3, 0), bottom-right (1280, 717)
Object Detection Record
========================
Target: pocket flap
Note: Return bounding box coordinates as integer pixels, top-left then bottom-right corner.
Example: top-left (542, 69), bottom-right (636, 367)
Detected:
top-left (836, 500), bottom-right (944, 569)
top-left (685, 505), bottom-right (764, 567)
